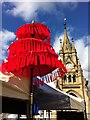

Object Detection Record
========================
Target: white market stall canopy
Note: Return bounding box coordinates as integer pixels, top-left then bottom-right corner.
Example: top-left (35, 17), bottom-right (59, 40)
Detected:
top-left (0, 78), bottom-right (85, 111)
top-left (34, 82), bottom-right (84, 110)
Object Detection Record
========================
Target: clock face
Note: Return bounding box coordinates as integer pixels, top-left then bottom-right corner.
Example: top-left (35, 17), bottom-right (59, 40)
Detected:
top-left (66, 63), bottom-right (72, 69)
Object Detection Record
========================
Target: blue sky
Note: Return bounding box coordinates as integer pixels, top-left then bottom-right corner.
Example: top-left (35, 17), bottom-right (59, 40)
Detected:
top-left (1, 2), bottom-right (89, 86)
top-left (2, 2), bottom-right (88, 44)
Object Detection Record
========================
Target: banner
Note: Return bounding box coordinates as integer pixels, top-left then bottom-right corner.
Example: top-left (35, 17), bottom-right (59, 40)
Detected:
top-left (33, 68), bottom-right (65, 87)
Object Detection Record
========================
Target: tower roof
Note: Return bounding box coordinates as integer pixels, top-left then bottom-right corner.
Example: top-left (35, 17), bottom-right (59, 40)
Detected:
top-left (63, 18), bottom-right (71, 52)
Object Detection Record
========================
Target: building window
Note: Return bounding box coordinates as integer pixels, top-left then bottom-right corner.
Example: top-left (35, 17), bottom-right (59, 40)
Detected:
top-left (73, 75), bottom-right (76, 82)
top-left (70, 93), bottom-right (77, 97)
top-left (64, 75), bottom-right (67, 82)
top-left (68, 75), bottom-right (71, 82)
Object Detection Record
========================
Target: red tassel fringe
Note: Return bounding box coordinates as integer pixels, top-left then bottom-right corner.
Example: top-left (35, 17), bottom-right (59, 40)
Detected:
top-left (16, 23), bottom-right (51, 42)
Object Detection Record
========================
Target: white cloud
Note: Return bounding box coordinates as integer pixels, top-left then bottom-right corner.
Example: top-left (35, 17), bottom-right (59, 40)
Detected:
top-left (75, 37), bottom-right (89, 86)
top-left (88, 72), bottom-right (90, 88)
top-left (2, 2), bottom-right (79, 22)
top-left (4, 2), bottom-right (57, 22)
top-left (75, 36), bottom-right (88, 70)
top-left (0, 29), bottom-right (16, 63)
top-left (53, 33), bottom-right (64, 54)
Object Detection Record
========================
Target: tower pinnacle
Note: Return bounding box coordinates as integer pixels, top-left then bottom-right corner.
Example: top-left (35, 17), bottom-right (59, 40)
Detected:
top-left (60, 39), bottom-right (63, 51)
top-left (63, 18), bottom-right (71, 52)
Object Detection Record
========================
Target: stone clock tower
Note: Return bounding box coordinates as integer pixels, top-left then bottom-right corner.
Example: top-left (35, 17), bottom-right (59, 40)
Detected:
top-left (56, 19), bottom-right (90, 120)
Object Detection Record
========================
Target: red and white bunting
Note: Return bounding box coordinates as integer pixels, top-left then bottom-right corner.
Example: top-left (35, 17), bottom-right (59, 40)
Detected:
top-left (33, 68), bottom-right (65, 87)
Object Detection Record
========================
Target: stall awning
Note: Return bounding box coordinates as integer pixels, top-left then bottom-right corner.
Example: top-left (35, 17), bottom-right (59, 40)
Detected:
top-left (0, 79), bottom-right (85, 111)
top-left (34, 82), bottom-right (84, 110)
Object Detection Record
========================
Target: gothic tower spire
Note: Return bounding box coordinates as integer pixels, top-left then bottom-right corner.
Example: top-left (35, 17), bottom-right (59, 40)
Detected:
top-left (63, 18), bottom-right (71, 52)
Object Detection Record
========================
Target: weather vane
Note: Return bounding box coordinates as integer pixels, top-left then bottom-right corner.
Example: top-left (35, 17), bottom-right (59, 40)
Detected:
top-left (64, 18), bottom-right (66, 21)
top-left (64, 18), bottom-right (66, 29)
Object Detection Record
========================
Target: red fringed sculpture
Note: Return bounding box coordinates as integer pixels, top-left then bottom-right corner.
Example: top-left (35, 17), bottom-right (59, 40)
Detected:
top-left (2, 21), bottom-right (67, 78)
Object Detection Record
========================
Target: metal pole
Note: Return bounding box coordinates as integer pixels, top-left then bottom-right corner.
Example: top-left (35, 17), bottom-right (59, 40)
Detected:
top-left (27, 68), bottom-right (34, 120)
top-left (48, 110), bottom-right (50, 120)
top-left (18, 114), bottom-right (20, 120)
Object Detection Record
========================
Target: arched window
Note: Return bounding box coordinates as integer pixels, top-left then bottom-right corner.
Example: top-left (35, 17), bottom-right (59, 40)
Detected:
top-left (64, 75), bottom-right (67, 82)
top-left (68, 75), bottom-right (71, 82)
top-left (70, 93), bottom-right (77, 97)
top-left (73, 75), bottom-right (76, 82)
